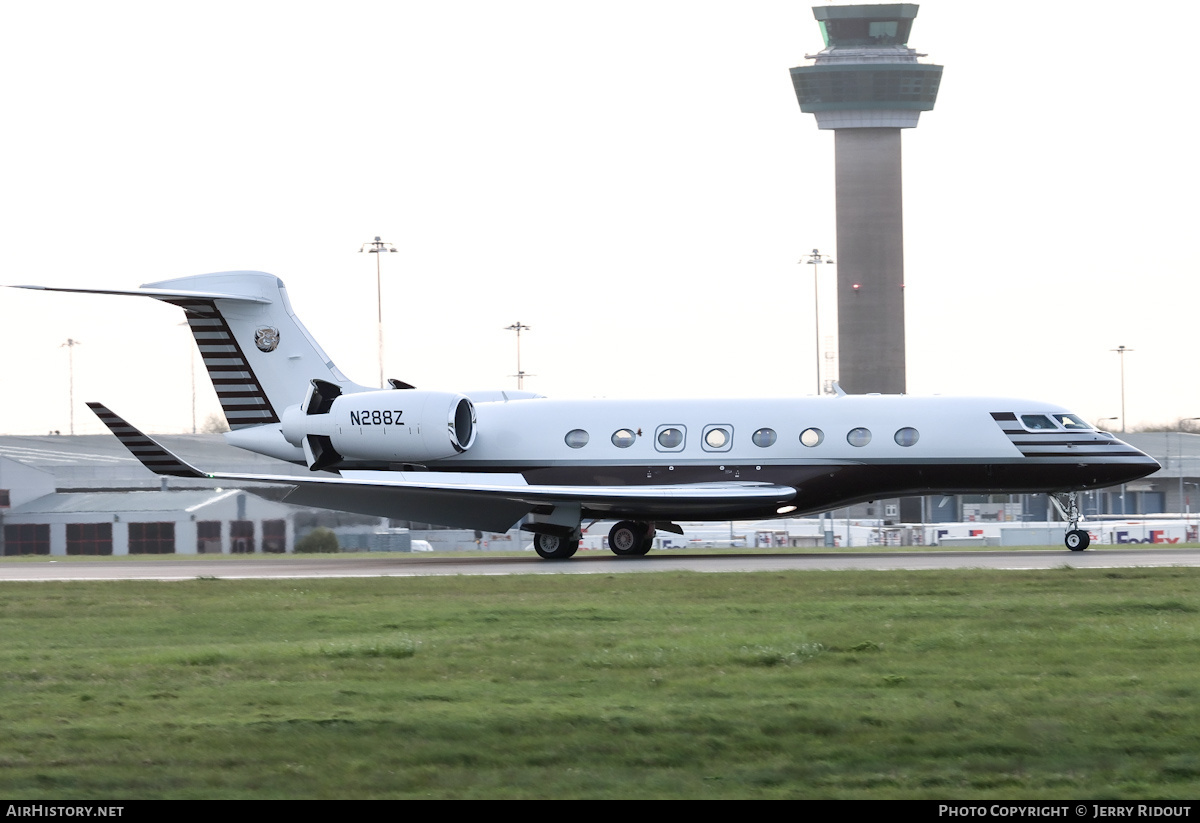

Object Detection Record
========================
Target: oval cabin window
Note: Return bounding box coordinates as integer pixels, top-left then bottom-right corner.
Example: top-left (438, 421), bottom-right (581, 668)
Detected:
top-left (611, 429), bottom-right (636, 448)
top-left (752, 428), bottom-right (777, 447)
top-left (847, 427), bottom-right (872, 447)
top-left (657, 427), bottom-right (684, 449)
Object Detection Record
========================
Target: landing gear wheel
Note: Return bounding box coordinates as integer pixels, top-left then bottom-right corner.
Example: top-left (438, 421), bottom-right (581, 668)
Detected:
top-left (1052, 492), bottom-right (1090, 552)
top-left (637, 526), bottom-right (656, 556)
top-left (1065, 529), bottom-right (1090, 552)
top-left (533, 533), bottom-right (579, 560)
top-left (609, 521), bottom-right (651, 557)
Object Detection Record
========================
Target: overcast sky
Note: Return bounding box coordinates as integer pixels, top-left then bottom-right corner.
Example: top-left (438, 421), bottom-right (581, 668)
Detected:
top-left (2, 0), bottom-right (1196, 436)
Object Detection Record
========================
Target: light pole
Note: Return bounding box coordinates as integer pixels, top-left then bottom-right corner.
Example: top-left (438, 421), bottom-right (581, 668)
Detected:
top-left (801, 249), bottom-right (835, 542)
top-left (178, 322), bottom-right (197, 434)
top-left (801, 249), bottom-right (834, 395)
top-left (359, 236), bottom-right (398, 388)
top-left (1176, 418), bottom-right (1200, 515)
top-left (1111, 345), bottom-right (1134, 432)
top-left (1096, 417), bottom-right (1119, 511)
top-left (504, 321), bottom-right (532, 389)
top-left (60, 338), bottom-right (81, 435)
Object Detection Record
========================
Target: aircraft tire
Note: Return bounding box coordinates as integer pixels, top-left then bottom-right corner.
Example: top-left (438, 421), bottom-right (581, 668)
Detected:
top-left (634, 525), bottom-right (656, 556)
top-left (533, 533), bottom-right (579, 560)
top-left (1065, 529), bottom-right (1090, 551)
top-left (609, 521), bottom-right (648, 557)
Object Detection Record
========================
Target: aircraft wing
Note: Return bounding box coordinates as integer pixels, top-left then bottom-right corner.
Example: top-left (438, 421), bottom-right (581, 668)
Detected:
top-left (88, 404), bottom-right (797, 532)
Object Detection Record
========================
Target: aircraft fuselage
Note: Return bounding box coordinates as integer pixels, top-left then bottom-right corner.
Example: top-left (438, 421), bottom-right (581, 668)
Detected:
top-left (264, 391), bottom-right (1158, 522)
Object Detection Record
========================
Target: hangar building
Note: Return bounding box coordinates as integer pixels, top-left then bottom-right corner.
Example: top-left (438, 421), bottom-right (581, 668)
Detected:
top-left (0, 453), bottom-right (295, 556)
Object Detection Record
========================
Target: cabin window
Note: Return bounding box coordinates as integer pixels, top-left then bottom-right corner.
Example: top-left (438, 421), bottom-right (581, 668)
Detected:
top-left (847, 427), bottom-right (872, 447)
top-left (1020, 414), bottom-right (1057, 430)
top-left (611, 429), bottom-right (636, 448)
top-left (656, 426), bottom-right (685, 452)
top-left (752, 428), bottom-right (777, 448)
top-left (800, 427), bottom-right (824, 447)
top-left (702, 425), bottom-right (733, 452)
top-left (894, 427), bottom-right (919, 447)
top-left (564, 429), bottom-right (589, 448)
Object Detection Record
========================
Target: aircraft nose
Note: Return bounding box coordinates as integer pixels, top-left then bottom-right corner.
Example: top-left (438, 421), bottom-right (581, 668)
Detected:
top-left (1125, 453), bottom-right (1162, 482)
top-left (1100, 437), bottom-right (1161, 486)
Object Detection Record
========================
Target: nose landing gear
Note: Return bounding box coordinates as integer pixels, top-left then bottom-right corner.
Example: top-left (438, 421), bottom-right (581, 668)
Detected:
top-left (1052, 492), bottom-right (1091, 551)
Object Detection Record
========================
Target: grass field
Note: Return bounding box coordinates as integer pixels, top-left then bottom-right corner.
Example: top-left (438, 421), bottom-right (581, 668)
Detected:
top-left (3, 565), bottom-right (1200, 798)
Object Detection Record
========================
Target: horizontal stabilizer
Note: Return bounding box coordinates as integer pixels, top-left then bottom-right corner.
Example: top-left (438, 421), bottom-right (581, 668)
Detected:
top-left (11, 284), bottom-right (271, 303)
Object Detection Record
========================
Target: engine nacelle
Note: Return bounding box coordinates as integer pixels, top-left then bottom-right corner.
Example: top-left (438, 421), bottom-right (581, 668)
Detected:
top-left (282, 384), bottom-right (476, 469)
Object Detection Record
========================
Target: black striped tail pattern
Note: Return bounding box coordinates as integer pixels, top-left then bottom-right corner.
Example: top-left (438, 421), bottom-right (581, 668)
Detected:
top-left (164, 298), bottom-right (279, 429)
top-left (86, 402), bottom-right (205, 478)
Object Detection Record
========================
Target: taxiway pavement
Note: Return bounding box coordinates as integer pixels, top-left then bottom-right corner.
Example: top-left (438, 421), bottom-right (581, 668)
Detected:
top-left (3, 549), bottom-right (1200, 582)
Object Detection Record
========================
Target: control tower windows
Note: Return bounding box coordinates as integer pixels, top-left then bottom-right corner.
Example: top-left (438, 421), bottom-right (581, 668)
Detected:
top-left (820, 16), bottom-right (913, 47)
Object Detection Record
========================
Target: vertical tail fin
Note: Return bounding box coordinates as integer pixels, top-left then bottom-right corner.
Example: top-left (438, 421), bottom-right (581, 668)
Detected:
top-left (13, 271), bottom-right (372, 430)
top-left (142, 271), bottom-right (374, 429)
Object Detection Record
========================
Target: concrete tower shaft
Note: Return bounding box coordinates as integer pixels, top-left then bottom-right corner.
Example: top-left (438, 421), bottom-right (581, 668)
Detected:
top-left (789, 4), bottom-right (941, 396)
top-left (835, 128), bottom-right (905, 395)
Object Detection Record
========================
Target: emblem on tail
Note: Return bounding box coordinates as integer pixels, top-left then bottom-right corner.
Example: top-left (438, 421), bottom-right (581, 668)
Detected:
top-left (254, 326), bottom-right (280, 353)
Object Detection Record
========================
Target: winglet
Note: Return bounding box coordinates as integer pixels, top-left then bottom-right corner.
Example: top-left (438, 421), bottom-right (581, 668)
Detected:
top-left (87, 403), bottom-right (208, 478)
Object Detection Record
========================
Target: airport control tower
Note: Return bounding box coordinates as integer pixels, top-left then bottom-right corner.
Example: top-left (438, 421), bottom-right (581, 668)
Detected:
top-left (790, 4), bottom-right (941, 395)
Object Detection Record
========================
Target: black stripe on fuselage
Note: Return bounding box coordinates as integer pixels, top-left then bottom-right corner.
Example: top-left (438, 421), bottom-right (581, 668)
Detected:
top-left (990, 414), bottom-right (1140, 459)
top-left (1010, 439), bottom-right (1124, 447)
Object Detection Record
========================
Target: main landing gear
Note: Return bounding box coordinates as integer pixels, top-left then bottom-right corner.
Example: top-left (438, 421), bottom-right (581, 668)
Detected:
top-left (608, 521), bottom-right (655, 557)
top-left (532, 532), bottom-right (579, 560)
top-left (1052, 492), bottom-right (1091, 552)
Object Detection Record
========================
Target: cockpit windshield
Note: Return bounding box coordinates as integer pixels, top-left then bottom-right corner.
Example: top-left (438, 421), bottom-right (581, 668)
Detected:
top-left (1020, 413), bottom-right (1092, 431)
top-left (1056, 414), bottom-right (1091, 430)
top-left (1020, 414), bottom-right (1057, 430)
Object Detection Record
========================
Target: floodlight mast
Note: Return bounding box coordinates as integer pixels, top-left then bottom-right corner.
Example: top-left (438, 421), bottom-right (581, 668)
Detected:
top-left (359, 235), bottom-right (398, 388)
top-left (1111, 345), bottom-right (1134, 433)
top-left (60, 338), bottom-right (82, 435)
top-left (801, 249), bottom-right (834, 395)
top-left (505, 321), bottom-right (532, 389)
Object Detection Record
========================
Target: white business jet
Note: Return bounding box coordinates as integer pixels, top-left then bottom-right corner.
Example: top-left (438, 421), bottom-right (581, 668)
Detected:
top-left (15, 272), bottom-right (1159, 557)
